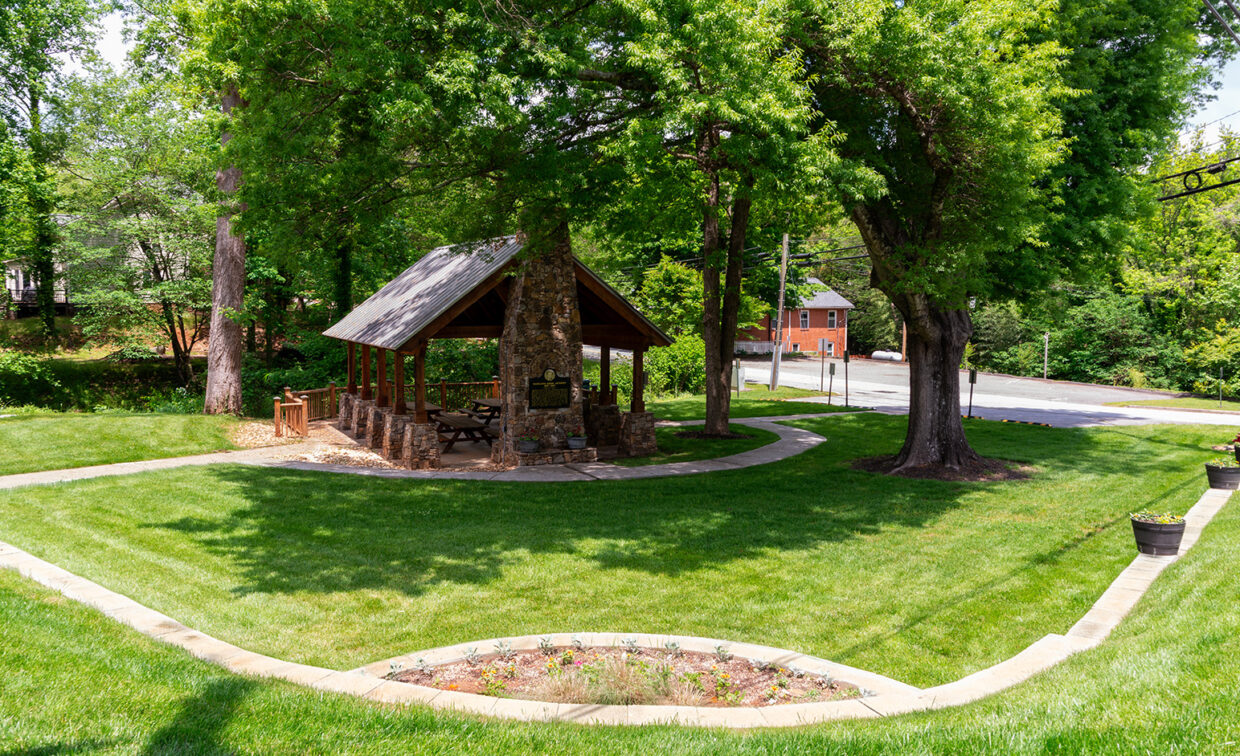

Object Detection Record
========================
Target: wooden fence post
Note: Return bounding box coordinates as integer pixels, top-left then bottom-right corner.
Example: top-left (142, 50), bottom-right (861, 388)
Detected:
top-left (492, 376), bottom-right (499, 398)
top-left (274, 396), bottom-right (283, 437)
top-left (300, 396), bottom-right (309, 435)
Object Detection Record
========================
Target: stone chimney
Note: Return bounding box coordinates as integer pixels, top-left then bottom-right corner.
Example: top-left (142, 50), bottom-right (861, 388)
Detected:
top-left (492, 224), bottom-right (586, 466)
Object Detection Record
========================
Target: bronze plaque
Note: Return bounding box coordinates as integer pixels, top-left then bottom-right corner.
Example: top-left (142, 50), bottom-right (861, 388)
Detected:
top-left (528, 369), bottom-right (571, 409)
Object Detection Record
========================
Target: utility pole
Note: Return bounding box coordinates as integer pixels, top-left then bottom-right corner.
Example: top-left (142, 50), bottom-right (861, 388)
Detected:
top-left (1043, 332), bottom-right (1049, 380)
top-left (769, 233), bottom-right (790, 391)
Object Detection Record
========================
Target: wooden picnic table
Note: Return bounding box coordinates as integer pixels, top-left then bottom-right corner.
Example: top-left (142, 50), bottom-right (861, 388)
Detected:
top-left (435, 412), bottom-right (499, 452)
top-left (466, 397), bottom-right (502, 425)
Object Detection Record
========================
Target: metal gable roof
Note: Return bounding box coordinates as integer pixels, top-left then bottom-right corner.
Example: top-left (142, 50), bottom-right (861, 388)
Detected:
top-left (798, 278), bottom-right (855, 310)
top-left (323, 236), bottom-right (673, 350)
top-left (323, 236), bottom-right (521, 350)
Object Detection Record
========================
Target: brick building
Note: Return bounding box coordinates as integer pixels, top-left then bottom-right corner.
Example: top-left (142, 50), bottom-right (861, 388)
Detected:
top-left (738, 278), bottom-right (854, 356)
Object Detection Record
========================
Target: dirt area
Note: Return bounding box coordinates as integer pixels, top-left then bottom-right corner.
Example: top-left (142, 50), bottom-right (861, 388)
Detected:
top-left (852, 454), bottom-right (1032, 482)
top-left (387, 645), bottom-right (861, 707)
top-left (230, 422), bottom-right (299, 449)
top-left (285, 446), bottom-right (400, 469)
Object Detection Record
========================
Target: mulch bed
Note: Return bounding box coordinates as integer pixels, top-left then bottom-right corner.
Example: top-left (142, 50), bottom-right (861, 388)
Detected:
top-left (853, 455), bottom-right (1032, 482)
top-left (387, 645), bottom-right (860, 707)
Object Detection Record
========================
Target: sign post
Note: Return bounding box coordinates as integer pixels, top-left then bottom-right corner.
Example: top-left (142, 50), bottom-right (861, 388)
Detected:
top-left (843, 351), bottom-right (850, 408)
top-left (769, 233), bottom-right (790, 391)
top-left (828, 362), bottom-right (835, 405)
top-left (819, 338), bottom-right (827, 391)
top-left (967, 368), bottom-right (977, 418)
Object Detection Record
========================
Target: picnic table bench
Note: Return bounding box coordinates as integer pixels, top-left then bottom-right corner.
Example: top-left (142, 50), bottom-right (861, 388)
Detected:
top-left (435, 412), bottom-right (499, 452)
top-left (465, 397), bottom-right (502, 425)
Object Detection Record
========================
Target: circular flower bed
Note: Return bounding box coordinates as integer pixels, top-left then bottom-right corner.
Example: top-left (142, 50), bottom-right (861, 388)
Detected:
top-left (386, 641), bottom-right (861, 707)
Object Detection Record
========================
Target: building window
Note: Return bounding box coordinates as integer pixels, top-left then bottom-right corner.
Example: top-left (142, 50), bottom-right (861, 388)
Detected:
top-left (826, 341), bottom-right (835, 356)
top-left (799, 309), bottom-right (809, 329)
top-left (828, 310), bottom-right (837, 329)
top-left (791, 343), bottom-right (800, 353)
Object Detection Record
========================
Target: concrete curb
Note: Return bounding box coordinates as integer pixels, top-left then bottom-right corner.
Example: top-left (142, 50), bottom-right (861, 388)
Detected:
top-left (0, 486), bottom-right (1228, 728)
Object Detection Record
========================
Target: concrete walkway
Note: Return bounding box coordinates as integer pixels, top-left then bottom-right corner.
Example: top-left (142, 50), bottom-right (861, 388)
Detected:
top-left (0, 444), bottom-right (303, 491)
top-left (249, 414), bottom-right (845, 482)
top-left (0, 485), bottom-right (1228, 728)
top-left (0, 412), bottom-right (850, 491)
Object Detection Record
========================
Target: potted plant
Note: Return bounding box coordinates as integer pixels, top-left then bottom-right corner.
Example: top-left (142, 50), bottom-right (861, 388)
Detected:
top-left (1130, 511), bottom-right (1186, 556)
top-left (516, 433), bottom-right (539, 454)
top-left (1205, 455), bottom-right (1240, 490)
top-left (567, 426), bottom-right (587, 450)
top-left (1233, 433), bottom-right (1240, 462)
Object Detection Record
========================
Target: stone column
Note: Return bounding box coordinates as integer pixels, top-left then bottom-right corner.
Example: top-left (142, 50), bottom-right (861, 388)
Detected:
top-left (403, 422), bottom-right (441, 469)
top-left (492, 223), bottom-right (586, 467)
top-left (619, 411), bottom-right (657, 457)
top-left (338, 391), bottom-right (354, 432)
top-left (350, 397), bottom-right (375, 439)
top-left (367, 404), bottom-right (391, 450)
top-left (382, 412), bottom-right (411, 460)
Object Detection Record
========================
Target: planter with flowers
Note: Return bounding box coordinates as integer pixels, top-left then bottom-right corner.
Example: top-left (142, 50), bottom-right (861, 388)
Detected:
top-left (1130, 511), bottom-right (1186, 556)
top-left (567, 426), bottom-right (587, 450)
top-left (516, 434), bottom-right (540, 454)
top-left (1205, 455), bottom-right (1240, 490)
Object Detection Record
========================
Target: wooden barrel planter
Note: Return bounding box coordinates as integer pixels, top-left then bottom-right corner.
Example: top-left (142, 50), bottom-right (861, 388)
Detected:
top-left (1205, 463), bottom-right (1240, 490)
top-left (1131, 517), bottom-right (1186, 556)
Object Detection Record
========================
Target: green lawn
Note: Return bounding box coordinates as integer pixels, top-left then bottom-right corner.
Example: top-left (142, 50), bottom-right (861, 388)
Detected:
top-left (0, 412), bottom-right (240, 475)
top-left (0, 415), bottom-right (1213, 692)
top-left (610, 423), bottom-right (779, 467)
top-left (1106, 397), bottom-right (1240, 413)
top-left (2, 467), bottom-right (1238, 753)
top-left (647, 384), bottom-right (862, 421)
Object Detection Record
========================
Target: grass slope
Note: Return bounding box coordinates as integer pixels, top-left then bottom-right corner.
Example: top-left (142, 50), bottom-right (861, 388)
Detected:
top-left (610, 423), bottom-right (779, 467)
top-left (2, 498), bottom-right (1239, 753)
top-left (0, 415), bottom-right (1213, 689)
top-left (647, 385), bottom-right (860, 421)
top-left (0, 412), bottom-right (239, 475)
top-left (1106, 397), bottom-right (1240, 413)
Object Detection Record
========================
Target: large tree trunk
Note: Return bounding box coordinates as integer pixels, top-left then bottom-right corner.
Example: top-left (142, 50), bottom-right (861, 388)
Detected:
top-left (204, 87), bottom-right (247, 415)
top-left (333, 226), bottom-right (352, 315)
top-left (894, 303), bottom-right (978, 472)
top-left (853, 204), bottom-right (981, 473)
top-left (700, 165), bottom-right (729, 436)
top-left (27, 85), bottom-right (56, 341)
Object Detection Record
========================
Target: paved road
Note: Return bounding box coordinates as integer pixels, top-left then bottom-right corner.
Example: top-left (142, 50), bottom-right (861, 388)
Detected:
top-left (740, 356), bottom-right (1240, 429)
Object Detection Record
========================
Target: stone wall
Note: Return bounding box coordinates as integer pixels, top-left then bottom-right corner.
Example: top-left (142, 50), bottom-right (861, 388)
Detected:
top-left (338, 392), bottom-right (355, 432)
top-left (619, 411), bottom-right (657, 457)
top-left (492, 225), bottom-right (586, 467)
top-left (584, 400), bottom-right (621, 448)
top-left (515, 447), bottom-right (598, 467)
top-left (402, 422), bottom-right (441, 469)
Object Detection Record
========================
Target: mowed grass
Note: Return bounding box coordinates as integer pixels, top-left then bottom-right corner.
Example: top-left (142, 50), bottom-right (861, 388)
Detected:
top-left (1106, 396), bottom-right (1240, 413)
top-left (0, 412), bottom-right (240, 475)
top-left (0, 415), bottom-right (1214, 690)
top-left (647, 384), bottom-right (861, 421)
top-left (3, 491), bottom-right (1240, 753)
top-left (610, 423), bottom-right (779, 467)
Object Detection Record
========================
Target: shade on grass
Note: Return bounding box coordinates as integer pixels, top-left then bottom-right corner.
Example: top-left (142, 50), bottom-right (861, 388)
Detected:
top-left (2, 494), bottom-right (1238, 753)
top-left (610, 423), bottom-right (779, 467)
top-left (0, 413), bottom-right (239, 475)
top-left (0, 415), bottom-right (1215, 691)
top-left (647, 384), bottom-right (860, 421)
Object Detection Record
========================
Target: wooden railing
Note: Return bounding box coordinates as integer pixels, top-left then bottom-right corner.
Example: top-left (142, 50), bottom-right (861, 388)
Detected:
top-left (274, 383), bottom-right (337, 437)
top-left (587, 384), bottom-right (619, 405)
top-left (409, 378), bottom-right (500, 412)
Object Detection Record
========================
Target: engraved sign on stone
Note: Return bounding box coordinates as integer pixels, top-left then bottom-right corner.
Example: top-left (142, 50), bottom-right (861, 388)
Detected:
top-left (528, 368), bottom-right (571, 409)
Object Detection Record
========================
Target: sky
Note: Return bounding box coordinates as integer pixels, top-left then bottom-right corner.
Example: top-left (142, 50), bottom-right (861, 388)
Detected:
top-left (85, 11), bottom-right (1239, 143)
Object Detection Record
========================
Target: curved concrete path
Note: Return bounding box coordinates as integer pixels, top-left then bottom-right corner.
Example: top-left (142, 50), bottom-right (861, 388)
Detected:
top-left (0, 486), bottom-right (1228, 728)
top-left (0, 412), bottom-right (855, 491)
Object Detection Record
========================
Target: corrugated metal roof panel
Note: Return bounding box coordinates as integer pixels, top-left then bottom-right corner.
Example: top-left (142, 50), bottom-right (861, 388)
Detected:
top-left (323, 236), bottom-right (521, 350)
top-left (799, 278), bottom-right (854, 310)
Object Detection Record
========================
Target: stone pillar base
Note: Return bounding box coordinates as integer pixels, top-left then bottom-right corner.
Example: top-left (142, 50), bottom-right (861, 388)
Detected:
top-left (619, 411), bottom-right (657, 457)
top-left (514, 447), bottom-right (598, 467)
top-left (381, 413), bottom-right (412, 460)
top-left (338, 392), bottom-right (355, 432)
top-left (402, 422), bottom-right (441, 469)
top-left (366, 405), bottom-right (392, 450)
top-left (350, 398), bottom-right (375, 439)
top-left (584, 403), bottom-right (621, 447)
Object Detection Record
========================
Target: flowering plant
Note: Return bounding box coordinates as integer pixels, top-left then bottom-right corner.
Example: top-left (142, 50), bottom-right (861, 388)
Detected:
top-left (1131, 511), bottom-right (1185, 525)
top-left (567, 425), bottom-right (584, 438)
